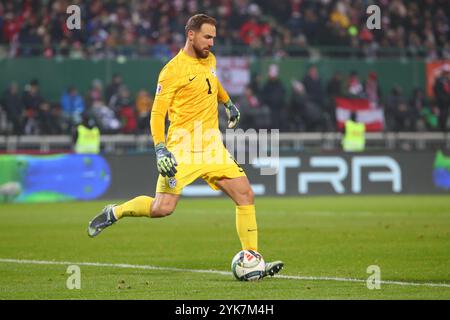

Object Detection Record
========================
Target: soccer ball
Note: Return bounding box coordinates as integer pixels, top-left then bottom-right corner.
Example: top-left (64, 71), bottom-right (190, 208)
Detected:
top-left (231, 250), bottom-right (265, 281)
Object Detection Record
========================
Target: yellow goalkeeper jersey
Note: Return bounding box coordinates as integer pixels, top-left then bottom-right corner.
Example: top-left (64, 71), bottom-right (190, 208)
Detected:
top-left (150, 49), bottom-right (230, 152)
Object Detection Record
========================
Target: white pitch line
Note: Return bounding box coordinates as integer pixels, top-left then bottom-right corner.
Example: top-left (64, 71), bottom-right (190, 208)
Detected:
top-left (0, 258), bottom-right (449, 289)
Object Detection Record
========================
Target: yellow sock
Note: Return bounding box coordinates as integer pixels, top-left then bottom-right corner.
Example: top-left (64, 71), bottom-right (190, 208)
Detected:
top-left (113, 196), bottom-right (153, 220)
top-left (236, 204), bottom-right (258, 251)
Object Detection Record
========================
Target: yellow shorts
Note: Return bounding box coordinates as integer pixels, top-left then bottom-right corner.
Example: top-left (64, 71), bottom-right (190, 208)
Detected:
top-left (156, 145), bottom-right (246, 195)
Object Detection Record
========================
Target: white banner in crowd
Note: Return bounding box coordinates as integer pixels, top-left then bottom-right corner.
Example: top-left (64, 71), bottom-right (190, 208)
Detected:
top-left (216, 57), bottom-right (250, 96)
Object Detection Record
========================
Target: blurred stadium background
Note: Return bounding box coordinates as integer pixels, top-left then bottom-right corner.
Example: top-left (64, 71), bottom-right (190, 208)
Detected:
top-left (1, 0), bottom-right (449, 198)
top-left (0, 0), bottom-right (449, 300)
top-left (0, 0), bottom-right (449, 139)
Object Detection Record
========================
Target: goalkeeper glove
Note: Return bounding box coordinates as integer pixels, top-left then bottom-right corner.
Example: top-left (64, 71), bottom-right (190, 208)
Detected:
top-left (224, 100), bottom-right (240, 129)
top-left (155, 143), bottom-right (178, 178)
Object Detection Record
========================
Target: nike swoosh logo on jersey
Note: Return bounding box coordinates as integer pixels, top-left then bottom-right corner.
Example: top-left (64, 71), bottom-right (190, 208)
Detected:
top-left (189, 76), bottom-right (196, 81)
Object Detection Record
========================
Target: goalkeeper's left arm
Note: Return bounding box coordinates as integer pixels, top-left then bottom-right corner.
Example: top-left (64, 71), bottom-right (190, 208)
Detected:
top-left (218, 80), bottom-right (240, 129)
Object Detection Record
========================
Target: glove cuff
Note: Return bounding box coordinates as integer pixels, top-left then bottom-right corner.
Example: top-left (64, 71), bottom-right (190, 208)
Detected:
top-left (224, 100), bottom-right (234, 109)
top-left (155, 142), bottom-right (166, 152)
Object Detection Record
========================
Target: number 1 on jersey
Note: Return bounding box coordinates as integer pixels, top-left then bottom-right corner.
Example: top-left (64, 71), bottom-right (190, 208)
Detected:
top-left (206, 78), bottom-right (212, 94)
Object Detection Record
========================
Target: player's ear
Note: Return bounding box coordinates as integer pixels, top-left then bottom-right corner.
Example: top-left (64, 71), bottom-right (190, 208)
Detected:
top-left (187, 30), bottom-right (195, 42)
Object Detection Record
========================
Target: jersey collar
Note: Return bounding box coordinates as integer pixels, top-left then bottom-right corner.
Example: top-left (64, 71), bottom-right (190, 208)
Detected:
top-left (179, 49), bottom-right (209, 64)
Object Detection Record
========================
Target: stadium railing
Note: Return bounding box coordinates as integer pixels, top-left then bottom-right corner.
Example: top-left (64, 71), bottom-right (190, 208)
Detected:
top-left (1, 132), bottom-right (449, 154)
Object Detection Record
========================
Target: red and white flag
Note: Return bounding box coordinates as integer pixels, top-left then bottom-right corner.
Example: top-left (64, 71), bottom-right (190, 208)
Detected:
top-left (335, 97), bottom-right (384, 132)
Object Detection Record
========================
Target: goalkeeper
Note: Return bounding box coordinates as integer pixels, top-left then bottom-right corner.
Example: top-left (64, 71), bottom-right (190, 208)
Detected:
top-left (87, 14), bottom-right (283, 278)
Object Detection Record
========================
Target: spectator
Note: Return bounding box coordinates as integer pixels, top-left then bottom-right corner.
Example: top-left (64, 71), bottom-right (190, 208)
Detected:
top-left (249, 72), bottom-right (264, 97)
top-left (60, 86), bottom-right (85, 127)
top-left (347, 71), bottom-right (364, 97)
top-left (342, 111), bottom-right (366, 152)
top-left (109, 85), bottom-right (131, 113)
top-left (364, 72), bottom-right (382, 106)
top-left (236, 85), bottom-right (271, 130)
top-left (42, 34), bottom-right (55, 58)
top-left (17, 19), bottom-right (42, 57)
top-left (114, 87), bottom-right (137, 134)
top-left (302, 8), bottom-right (320, 44)
top-left (326, 71), bottom-right (345, 129)
top-left (69, 41), bottom-right (85, 59)
top-left (261, 64), bottom-right (286, 130)
top-left (302, 65), bottom-right (324, 109)
top-left (37, 101), bottom-right (61, 135)
top-left (135, 89), bottom-right (153, 133)
top-left (72, 112), bottom-right (101, 154)
top-left (289, 80), bottom-right (324, 132)
top-left (136, 35), bottom-right (152, 57)
top-left (302, 65), bottom-right (334, 130)
top-left (409, 88), bottom-right (437, 131)
top-left (105, 73), bottom-right (123, 104)
top-left (326, 71), bottom-right (345, 99)
top-left (22, 79), bottom-right (44, 134)
top-left (386, 85), bottom-right (414, 132)
top-left (1, 82), bottom-right (24, 135)
top-left (91, 99), bottom-right (121, 134)
top-left (433, 65), bottom-right (450, 132)
top-left (151, 33), bottom-right (172, 61)
top-left (239, 4), bottom-right (270, 46)
top-left (330, 2), bottom-right (351, 30)
top-left (86, 79), bottom-right (104, 109)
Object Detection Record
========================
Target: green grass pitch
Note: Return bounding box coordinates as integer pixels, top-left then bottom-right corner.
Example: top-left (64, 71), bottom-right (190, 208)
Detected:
top-left (0, 196), bottom-right (449, 299)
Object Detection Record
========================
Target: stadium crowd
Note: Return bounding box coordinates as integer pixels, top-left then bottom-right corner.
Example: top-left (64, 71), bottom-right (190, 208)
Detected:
top-left (1, 65), bottom-right (449, 135)
top-left (0, 0), bottom-right (449, 135)
top-left (0, 0), bottom-right (449, 59)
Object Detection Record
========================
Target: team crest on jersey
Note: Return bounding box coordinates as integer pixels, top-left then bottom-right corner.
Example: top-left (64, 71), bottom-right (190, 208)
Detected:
top-left (211, 68), bottom-right (216, 77)
top-left (168, 177), bottom-right (177, 189)
top-left (156, 83), bottom-right (162, 95)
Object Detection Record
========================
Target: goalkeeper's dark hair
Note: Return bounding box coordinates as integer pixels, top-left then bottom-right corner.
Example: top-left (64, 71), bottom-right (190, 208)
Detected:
top-left (185, 14), bottom-right (216, 35)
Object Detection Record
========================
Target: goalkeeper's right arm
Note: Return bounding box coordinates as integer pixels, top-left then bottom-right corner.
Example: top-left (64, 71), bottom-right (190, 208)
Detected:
top-left (150, 99), bottom-right (177, 178)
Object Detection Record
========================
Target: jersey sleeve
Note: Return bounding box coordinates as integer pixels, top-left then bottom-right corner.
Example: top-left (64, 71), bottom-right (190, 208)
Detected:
top-left (210, 53), bottom-right (231, 104)
top-left (150, 65), bottom-right (179, 145)
top-left (217, 80), bottom-right (230, 104)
